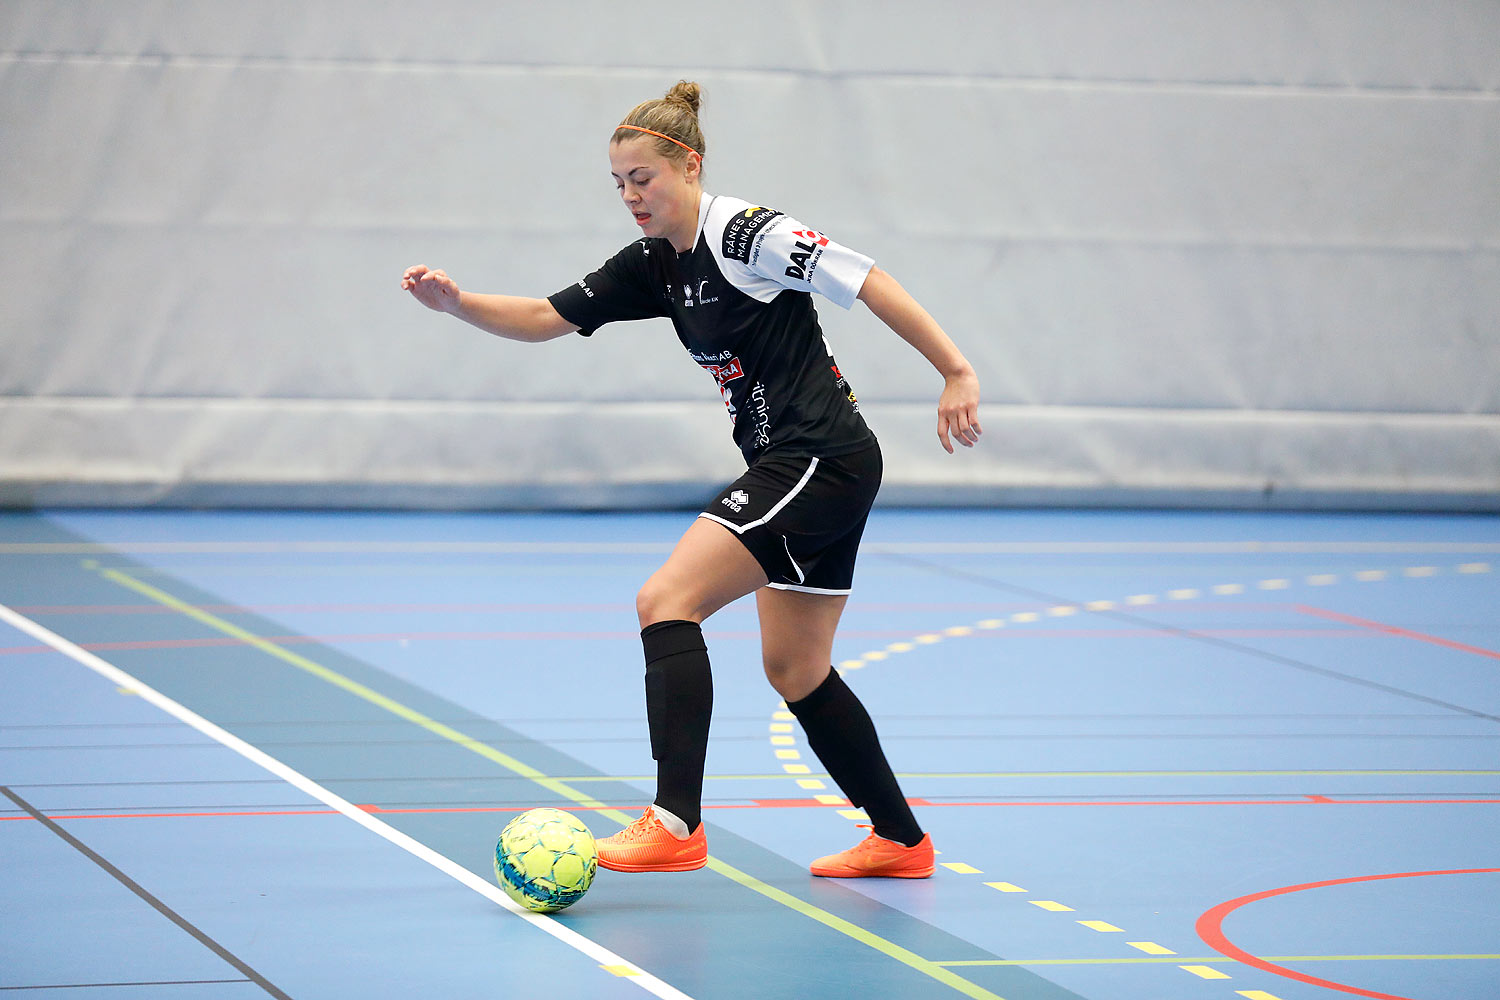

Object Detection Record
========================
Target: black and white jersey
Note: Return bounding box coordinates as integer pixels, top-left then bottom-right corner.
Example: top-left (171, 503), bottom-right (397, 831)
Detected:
top-left (548, 194), bottom-right (877, 464)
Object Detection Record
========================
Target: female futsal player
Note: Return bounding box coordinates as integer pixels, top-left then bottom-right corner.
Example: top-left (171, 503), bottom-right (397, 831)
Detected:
top-left (402, 81), bottom-right (980, 878)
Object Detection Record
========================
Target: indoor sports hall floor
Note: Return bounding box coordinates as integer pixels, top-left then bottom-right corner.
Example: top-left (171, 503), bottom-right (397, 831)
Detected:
top-left (1, 507), bottom-right (1496, 1000)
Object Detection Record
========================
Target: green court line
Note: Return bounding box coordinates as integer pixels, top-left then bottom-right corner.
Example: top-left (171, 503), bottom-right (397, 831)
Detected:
top-left (938, 954), bottom-right (1500, 967)
top-left (99, 566), bottom-right (1010, 1000)
top-left (558, 769), bottom-right (1500, 782)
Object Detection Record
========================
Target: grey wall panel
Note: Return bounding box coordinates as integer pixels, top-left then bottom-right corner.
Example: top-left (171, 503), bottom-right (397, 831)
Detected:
top-left (3, 2), bottom-right (1497, 508)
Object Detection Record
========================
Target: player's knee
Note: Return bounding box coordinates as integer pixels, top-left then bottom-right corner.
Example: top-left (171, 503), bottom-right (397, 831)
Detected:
top-left (636, 576), bottom-right (687, 628)
top-left (762, 654), bottom-right (826, 703)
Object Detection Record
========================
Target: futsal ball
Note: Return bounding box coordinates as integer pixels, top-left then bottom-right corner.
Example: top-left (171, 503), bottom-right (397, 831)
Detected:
top-left (494, 807), bottom-right (597, 913)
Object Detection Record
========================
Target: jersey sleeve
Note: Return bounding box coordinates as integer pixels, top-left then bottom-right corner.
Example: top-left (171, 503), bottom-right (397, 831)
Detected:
top-left (547, 240), bottom-right (667, 337)
top-left (727, 209), bottom-right (874, 310)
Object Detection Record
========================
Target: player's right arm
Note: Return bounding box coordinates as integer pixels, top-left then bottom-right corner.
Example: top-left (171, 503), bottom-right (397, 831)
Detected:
top-left (401, 265), bottom-right (577, 343)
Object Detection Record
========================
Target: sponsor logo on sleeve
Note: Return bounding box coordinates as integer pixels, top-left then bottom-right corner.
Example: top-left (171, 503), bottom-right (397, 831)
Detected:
top-left (785, 229), bottom-right (831, 283)
top-left (722, 206), bottom-right (784, 263)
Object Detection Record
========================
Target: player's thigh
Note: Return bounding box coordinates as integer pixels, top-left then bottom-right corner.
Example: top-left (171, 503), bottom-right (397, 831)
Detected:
top-left (637, 517), bottom-right (769, 626)
top-left (756, 587), bottom-right (848, 701)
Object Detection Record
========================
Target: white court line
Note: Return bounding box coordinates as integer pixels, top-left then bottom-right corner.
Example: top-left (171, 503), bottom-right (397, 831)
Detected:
top-left (0, 601), bottom-right (693, 1000)
top-left (5, 540), bottom-right (1500, 555)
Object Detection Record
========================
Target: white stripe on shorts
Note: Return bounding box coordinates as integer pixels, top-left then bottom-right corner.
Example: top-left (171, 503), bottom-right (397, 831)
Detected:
top-left (695, 458), bottom-right (820, 535)
top-left (781, 536), bottom-right (805, 584)
top-left (766, 582), bottom-right (852, 596)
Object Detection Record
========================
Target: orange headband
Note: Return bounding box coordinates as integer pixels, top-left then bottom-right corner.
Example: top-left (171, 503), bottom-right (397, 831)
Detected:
top-left (614, 124), bottom-right (700, 158)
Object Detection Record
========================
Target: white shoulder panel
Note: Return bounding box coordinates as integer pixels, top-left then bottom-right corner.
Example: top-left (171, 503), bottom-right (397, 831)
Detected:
top-left (704, 195), bottom-right (875, 308)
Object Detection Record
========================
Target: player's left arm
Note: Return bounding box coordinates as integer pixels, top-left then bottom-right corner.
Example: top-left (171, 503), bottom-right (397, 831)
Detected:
top-left (857, 265), bottom-right (982, 453)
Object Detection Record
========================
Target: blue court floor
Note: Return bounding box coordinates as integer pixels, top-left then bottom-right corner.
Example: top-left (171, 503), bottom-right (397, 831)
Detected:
top-left (1, 508), bottom-right (1497, 1000)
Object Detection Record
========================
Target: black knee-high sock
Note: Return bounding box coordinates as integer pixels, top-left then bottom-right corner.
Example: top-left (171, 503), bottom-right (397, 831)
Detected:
top-left (641, 619), bottom-right (712, 833)
top-left (787, 668), bottom-right (924, 848)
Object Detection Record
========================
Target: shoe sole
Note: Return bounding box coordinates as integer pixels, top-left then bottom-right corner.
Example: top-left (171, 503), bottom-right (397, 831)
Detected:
top-left (597, 854), bottom-right (707, 873)
top-left (810, 865), bottom-right (935, 879)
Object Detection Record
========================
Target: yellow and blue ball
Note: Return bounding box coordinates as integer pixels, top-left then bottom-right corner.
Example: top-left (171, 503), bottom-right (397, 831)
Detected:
top-left (494, 808), bottom-right (597, 913)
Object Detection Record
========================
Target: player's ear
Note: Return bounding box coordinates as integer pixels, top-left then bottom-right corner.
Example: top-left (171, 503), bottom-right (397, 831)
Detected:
top-left (683, 151), bottom-right (702, 183)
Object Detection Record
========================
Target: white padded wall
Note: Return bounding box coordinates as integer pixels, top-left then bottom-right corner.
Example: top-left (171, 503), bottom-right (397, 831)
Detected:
top-left (3, 1), bottom-right (1497, 507)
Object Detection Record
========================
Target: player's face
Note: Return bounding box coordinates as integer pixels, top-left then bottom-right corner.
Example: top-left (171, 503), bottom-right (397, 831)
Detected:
top-left (609, 138), bottom-right (702, 252)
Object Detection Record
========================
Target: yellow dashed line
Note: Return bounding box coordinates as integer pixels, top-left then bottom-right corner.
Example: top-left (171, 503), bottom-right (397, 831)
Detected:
top-left (1236, 992), bottom-right (1287, 1000)
top-left (1077, 920), bottom-right (1123, 933)
top-left (1181, 965), bottom-right (1232, 980)
top-left (1128, 941), bottom-right (1177, 955)
top-left (767, 552), bottom-right (1494, 984)
top-left (770, 722), bottom-right (793, 733)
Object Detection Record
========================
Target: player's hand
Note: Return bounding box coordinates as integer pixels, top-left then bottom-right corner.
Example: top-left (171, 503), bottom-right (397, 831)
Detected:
top-left (401, 265), bottom-right (461, 313)
top-left (937, 369), bottom-right (982, 453)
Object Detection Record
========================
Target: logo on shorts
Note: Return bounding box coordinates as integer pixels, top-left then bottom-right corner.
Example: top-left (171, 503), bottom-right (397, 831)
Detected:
top-left (722, 489), bottom-right (750, 513)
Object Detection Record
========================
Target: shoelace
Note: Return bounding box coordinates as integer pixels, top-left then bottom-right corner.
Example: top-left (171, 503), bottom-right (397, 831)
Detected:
top-left (613, 809), bottom-right (662, 843)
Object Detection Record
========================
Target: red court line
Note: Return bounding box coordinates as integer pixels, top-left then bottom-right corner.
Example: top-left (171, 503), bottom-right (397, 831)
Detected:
top-left (1197, 868), bottom-right (1500, 999)
top-left (8, 603), bottom-right (636, 617)
top-left (7, 796), bottom-right (1494, 823)
top-left (1296, 605), bottom-right (1500, 661)
top-left (8, 601), bottom-right (1051, 616)
top-left (0, 626), bottom-right (1371, 657)
top-left (10, 601), bottom-right (1307, 617)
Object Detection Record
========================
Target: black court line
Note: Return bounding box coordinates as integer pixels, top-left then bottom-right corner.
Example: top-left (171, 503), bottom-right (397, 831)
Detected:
top-left (886, 552), bottom-right (1500, 725)
top-left (0, 786), bottom-right (291, 1000)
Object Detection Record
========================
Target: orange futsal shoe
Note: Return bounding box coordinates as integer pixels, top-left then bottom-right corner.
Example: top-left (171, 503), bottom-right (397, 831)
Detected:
top-left (810, 827), bottom-right (935, 879)
top-left (596, 807), bottom-right (708, 873)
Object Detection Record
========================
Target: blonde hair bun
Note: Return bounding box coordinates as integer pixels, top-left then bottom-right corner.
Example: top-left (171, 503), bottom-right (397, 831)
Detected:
top-left (665, 80), bottom-right (702, 116)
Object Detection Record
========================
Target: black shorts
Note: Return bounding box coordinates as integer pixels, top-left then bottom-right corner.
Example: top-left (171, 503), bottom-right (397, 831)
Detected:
top-left (698, 442), bottom-right (882, 595)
